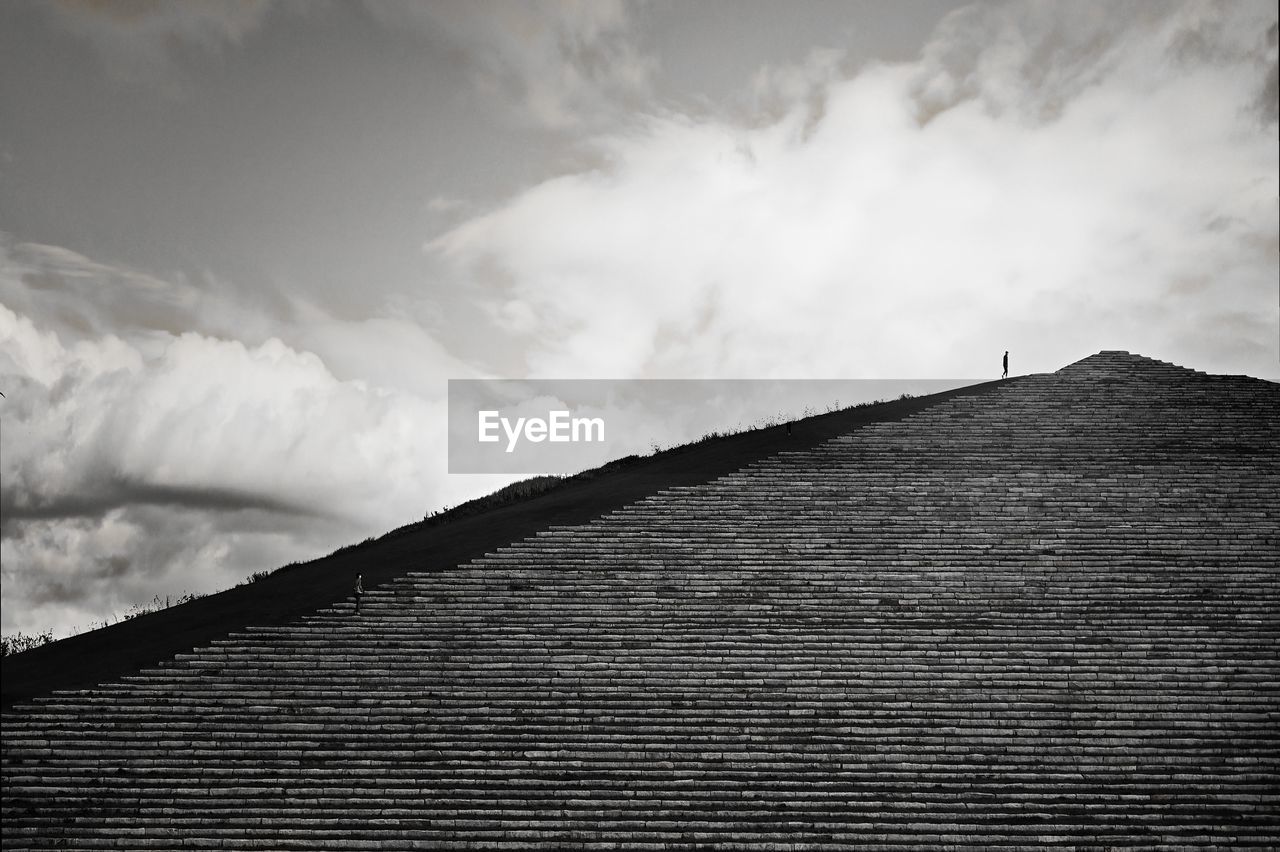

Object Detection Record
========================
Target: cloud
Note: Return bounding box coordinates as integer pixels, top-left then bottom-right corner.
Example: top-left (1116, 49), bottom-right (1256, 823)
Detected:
top-left (909, 0), bottom-right (1277, 123)
top-left (41, 0), bottom-right (271, 92)
top-left (0, 247), bottom-right (499, 639)
top-left (0, 235), bottom-right (480, 398)
top-left (0, 303), bottom-right (446, 530)
top-left (365, 0), bottom-right (654, 128)
top-left (430, 0), bottom-right (1279, 381)
top-left (0, 236), bottom-right (272, 346)
top-left (748, 47), bottom-right (850, 133)
top-left (0, 503), bottom-right (326, 640)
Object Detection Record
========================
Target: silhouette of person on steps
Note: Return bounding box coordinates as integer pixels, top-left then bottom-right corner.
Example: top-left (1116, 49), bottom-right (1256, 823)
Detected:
top-left (1002, 351), bottom-right (1009, 379)
top-left (354, 573), bottom-right (364, 615)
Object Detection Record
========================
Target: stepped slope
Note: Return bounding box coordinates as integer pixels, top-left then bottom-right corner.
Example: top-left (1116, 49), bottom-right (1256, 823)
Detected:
top-left (3, 351), bottom-right (1279, 849)
top-left (3, 381), bottom-right (997, 711)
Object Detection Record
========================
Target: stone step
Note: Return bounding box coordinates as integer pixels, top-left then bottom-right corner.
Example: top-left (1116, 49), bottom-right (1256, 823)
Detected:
top-left (4, 351), bottom-right (1278, 848)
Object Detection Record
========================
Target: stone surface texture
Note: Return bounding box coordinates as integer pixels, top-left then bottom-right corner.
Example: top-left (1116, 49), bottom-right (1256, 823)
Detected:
top-left (3, 351), bottom-right (1279, 849)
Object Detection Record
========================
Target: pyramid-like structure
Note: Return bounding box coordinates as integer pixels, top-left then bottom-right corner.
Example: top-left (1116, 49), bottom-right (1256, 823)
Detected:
top-left (3, 351), bottom-right (1279, 849)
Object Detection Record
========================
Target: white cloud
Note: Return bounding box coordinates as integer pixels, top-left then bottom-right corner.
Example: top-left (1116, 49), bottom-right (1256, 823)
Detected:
top-left (0, 302), bottom-right (448, 528)
top-left (749, 47), bottom-right (849, 132)
top-left (0, 237), bottom-right (482, 399)
top-left (430, 0), bottom-right (1279, 381)
top-left (286, 300), bottom-right (481, 400)
top-left (0, 248), bottom-right (495, 639)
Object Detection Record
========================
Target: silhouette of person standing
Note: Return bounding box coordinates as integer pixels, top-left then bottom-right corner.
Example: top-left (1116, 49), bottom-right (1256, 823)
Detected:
top-left (354, 573), bottom-right (364, 614)
top-left (1002, 351), bottom-right (1009, 379)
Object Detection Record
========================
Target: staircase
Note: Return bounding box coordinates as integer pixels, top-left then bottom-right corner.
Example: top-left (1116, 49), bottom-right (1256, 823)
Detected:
top-left (4, 351), bottom-right (1279, 849)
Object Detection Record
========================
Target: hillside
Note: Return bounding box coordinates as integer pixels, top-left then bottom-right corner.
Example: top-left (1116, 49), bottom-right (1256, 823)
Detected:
top-left (3, 351), bottom-right (1278, 849)
top-left (2, 378), bottom-right (1001, 709)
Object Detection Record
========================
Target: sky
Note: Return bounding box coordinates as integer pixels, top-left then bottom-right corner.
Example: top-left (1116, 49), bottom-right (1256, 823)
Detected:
top-left (1, 0), bottom-right (1277, 639)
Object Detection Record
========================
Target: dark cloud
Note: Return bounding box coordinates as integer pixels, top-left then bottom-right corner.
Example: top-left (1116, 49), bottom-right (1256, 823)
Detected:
top-left (1, 478), bottom-right (316, 527)
top-left (909, 1), bottom-right (1277, 125)
top-left (41, 0), bottom-right (271, 93)
top-left (0, 502), bottom-right (341, 628)
top-left (1255, 21), bottom-right (1278, 121)
top-left (363, 0), bottom-right (653, 128)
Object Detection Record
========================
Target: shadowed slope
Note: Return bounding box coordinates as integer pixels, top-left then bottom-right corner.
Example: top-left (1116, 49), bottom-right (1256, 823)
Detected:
top-left (3, 352), bottom-right (1278, 849)
top-left (1, 377), bottom-right (1004, 709)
